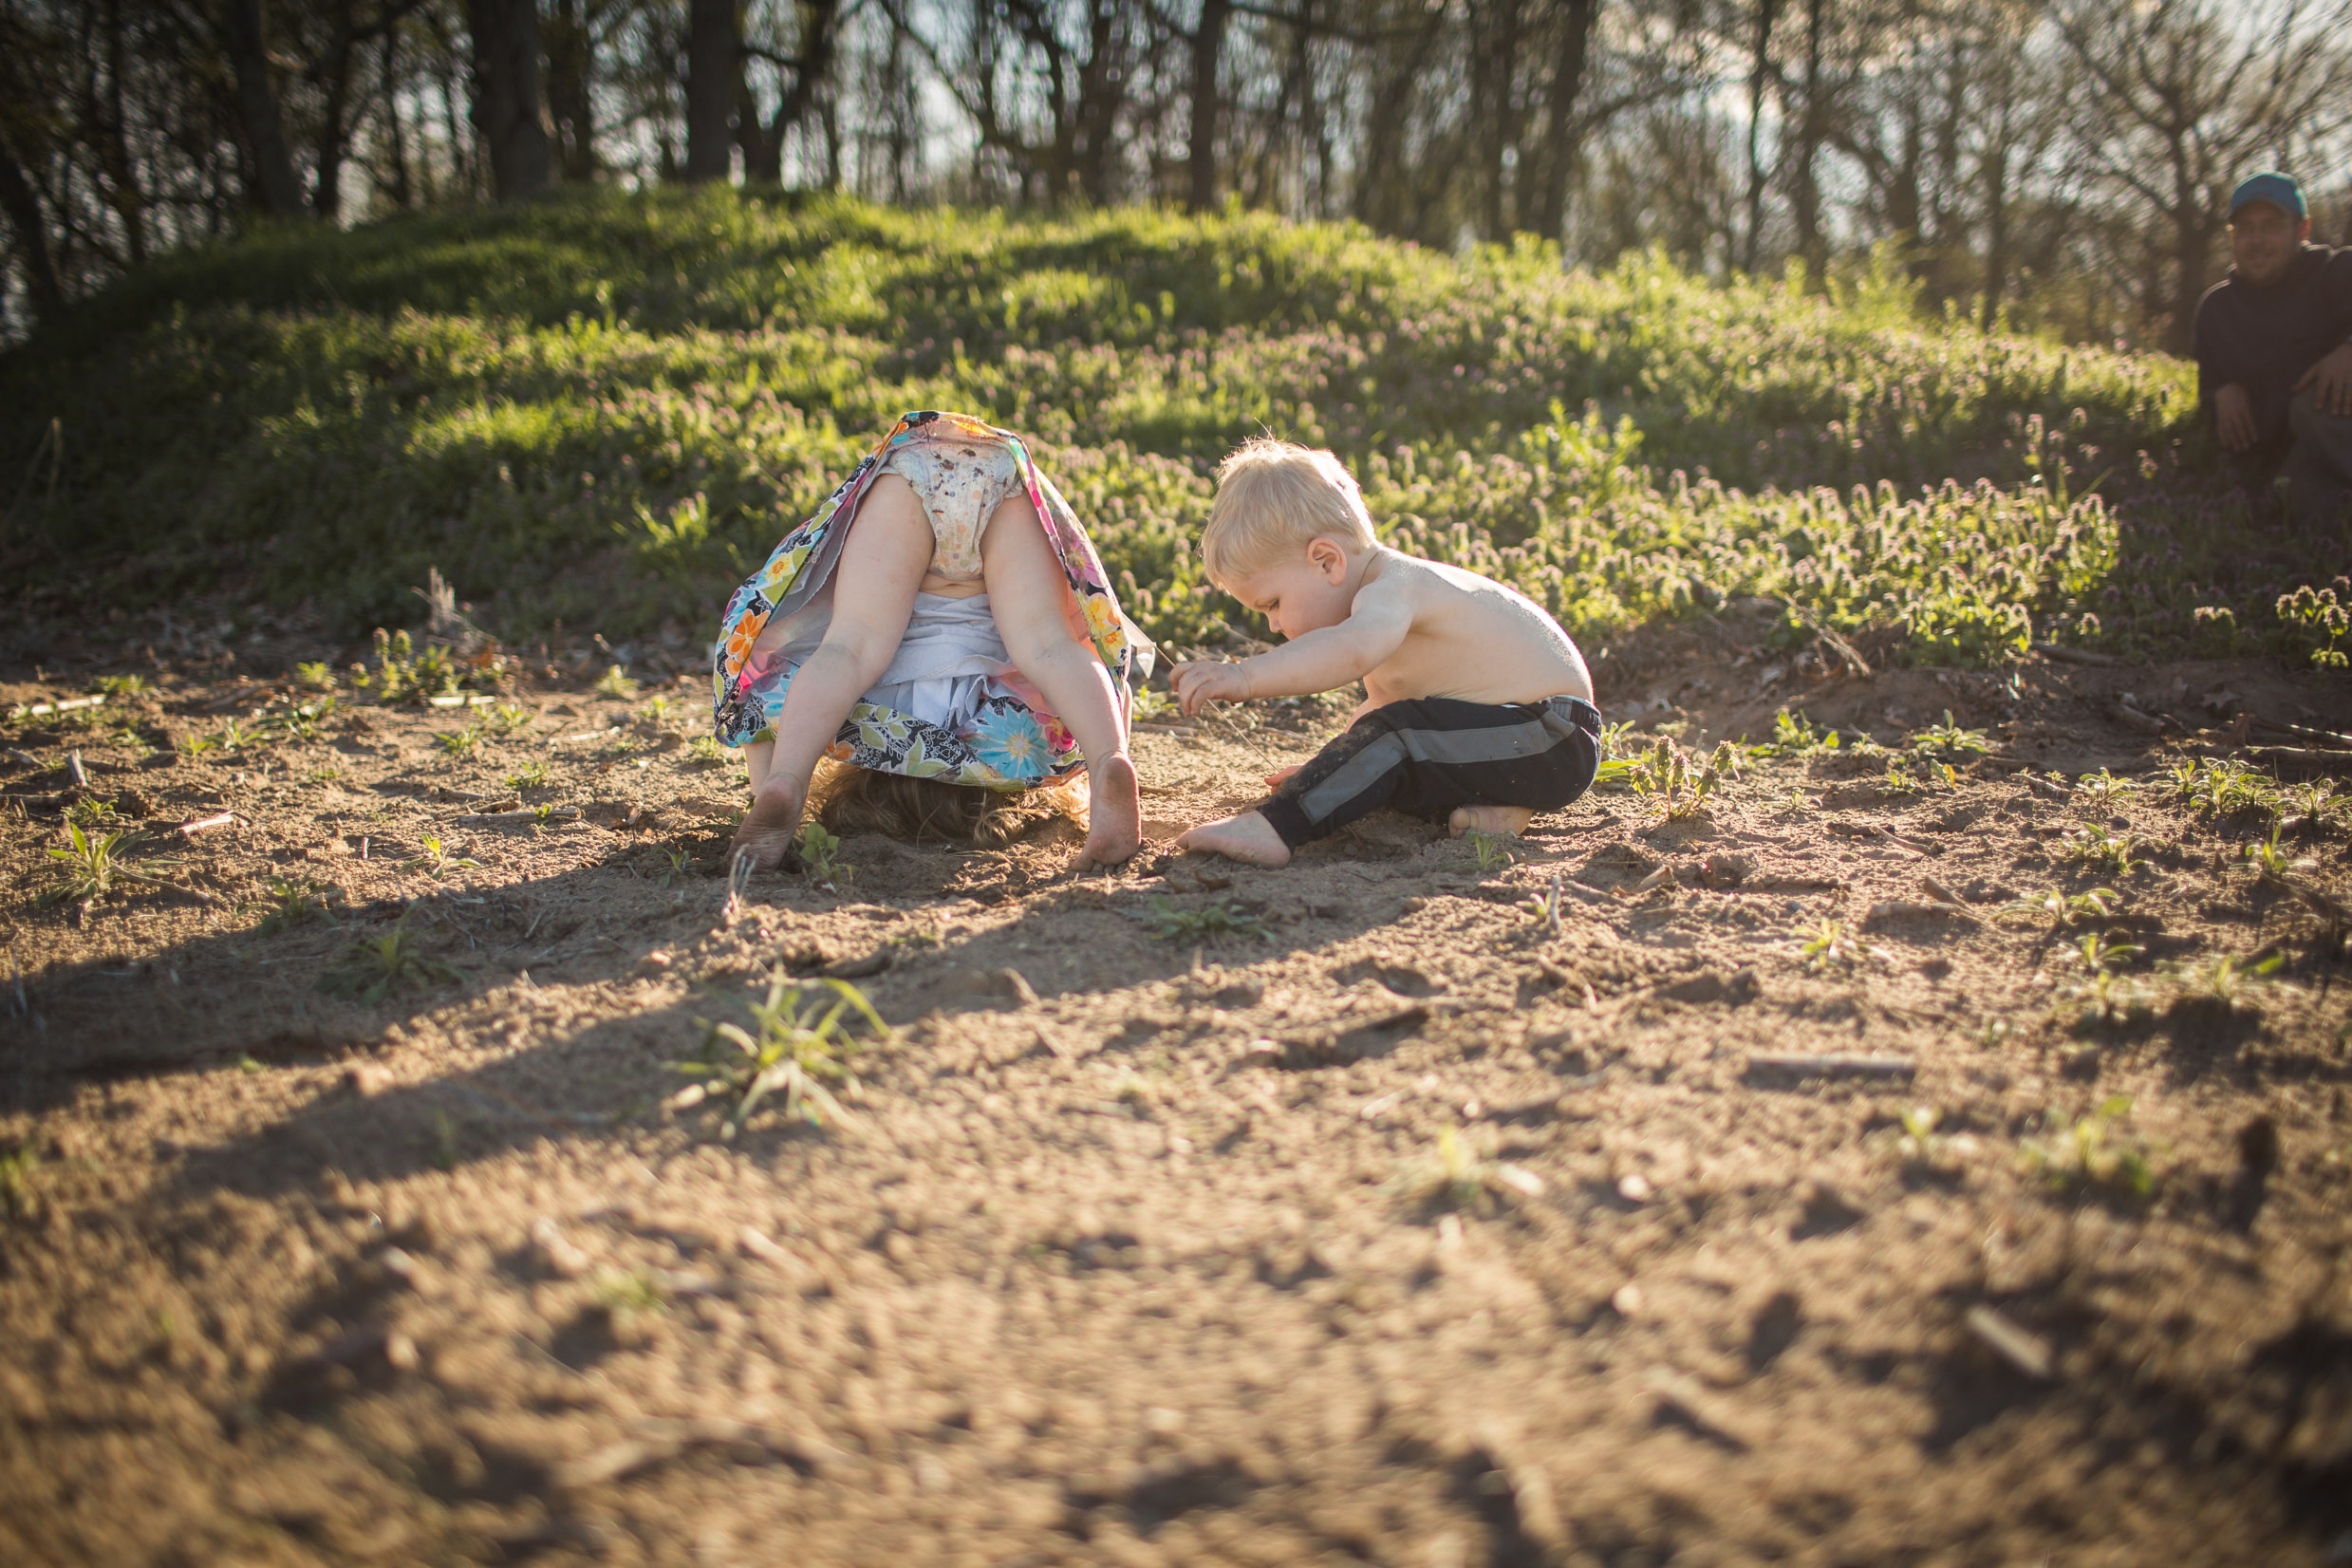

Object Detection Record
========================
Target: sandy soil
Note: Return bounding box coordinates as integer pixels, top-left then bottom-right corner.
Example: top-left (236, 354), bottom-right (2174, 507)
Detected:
top-left (4, 610), bottom-right (2350, 1568)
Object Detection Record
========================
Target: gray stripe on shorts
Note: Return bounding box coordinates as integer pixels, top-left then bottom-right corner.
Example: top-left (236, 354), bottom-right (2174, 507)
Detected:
top-left (1294, 709), bottom-right (1576, 826)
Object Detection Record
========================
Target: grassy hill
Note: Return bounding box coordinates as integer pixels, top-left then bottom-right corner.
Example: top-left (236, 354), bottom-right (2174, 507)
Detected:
top-left (2, 186), bottom-right (2330, 667)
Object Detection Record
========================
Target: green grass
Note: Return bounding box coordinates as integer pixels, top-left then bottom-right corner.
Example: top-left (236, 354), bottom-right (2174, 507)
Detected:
top-left (4, 187), bottom-right (2335, 667)
top-left (671, 973), bottom-right (887, 1138)
top-left (1139, 896), bottom-right (1269, 943)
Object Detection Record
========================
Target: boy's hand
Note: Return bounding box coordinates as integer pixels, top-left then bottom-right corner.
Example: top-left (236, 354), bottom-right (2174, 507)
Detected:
top-left (1173, 660), bottom-right (1250, 717)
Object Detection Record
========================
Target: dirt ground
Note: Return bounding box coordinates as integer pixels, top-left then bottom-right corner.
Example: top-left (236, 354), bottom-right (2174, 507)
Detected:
top-left (4, 606), bottom-right (2351, 1568)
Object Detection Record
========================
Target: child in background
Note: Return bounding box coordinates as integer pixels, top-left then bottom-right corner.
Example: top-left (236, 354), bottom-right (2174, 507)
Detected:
top-left (715, 411), bottom-right (1149, 871)
top-left (1172, 438), bottom-right (1599, 867)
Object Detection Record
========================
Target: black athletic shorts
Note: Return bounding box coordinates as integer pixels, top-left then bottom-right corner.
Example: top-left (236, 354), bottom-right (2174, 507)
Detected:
top-left (1256, 694), bottom-right (1602, 849)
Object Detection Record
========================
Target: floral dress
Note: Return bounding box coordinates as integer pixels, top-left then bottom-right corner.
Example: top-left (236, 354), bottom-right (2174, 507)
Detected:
top-left (712, 412), bottom-right (1152, 789)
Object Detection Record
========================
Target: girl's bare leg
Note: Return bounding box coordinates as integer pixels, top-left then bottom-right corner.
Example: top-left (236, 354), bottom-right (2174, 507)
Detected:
top-left (979, 495), bottom-right (1141, 868)
top-left (728, 477), bottom-right (930, 869)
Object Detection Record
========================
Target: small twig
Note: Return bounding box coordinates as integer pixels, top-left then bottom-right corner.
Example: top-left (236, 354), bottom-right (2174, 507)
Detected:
top-left (177, 812), bottom-right (239, 837)
top-left (1745, 1053), bottom-right (1915, 1081)
top-left (2241, 746), bottom-right (2352, 775)
top-left (13, 694), bottom-right (105, 719)
top-left (2031, 642), bottom-right (2128, 667)
top-left (65, 751), bottom-right (87, 788)
top-left (1965, 1304), bottom-right (2054, 1380)
top-left (2250, 715), bottom-right (2352, 750)
top-left (1865, 900), bottom-right (1980, 926)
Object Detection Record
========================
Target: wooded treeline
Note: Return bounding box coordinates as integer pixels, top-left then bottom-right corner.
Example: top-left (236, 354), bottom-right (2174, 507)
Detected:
top-left (4, 0), bottom-right (2349, 350)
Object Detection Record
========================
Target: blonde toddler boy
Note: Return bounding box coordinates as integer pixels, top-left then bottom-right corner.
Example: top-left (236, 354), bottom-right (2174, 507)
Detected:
top-left (1173, 439), bottom-right (1600, 867)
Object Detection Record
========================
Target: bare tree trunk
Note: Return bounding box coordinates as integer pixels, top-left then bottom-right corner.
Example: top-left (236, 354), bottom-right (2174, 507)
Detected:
top-left (1073, 0), bottom-right (1121, 204)
top-left (1979, 116), bottom-right (2010, 328)
top-left (220, 0), bottom-right (308, 215)
top-left (464, 0), bottom-right (552, 197)
top-left (742, 0), bottom-right (840, 185)
top-left (381, 23), bottom-right (413, 207)
top-left (1528, 0), bottom-right (1600, 242)
top-left (96, 0), bottom-right (148, 262)
top-left (684, 0), bottom-right (737, 182)
top-left (313, 0), bottom-right (361, 220)
top-left (1789, 0), bottom-right (1827, 284)
top-left (545, 0), bottom-right (598, 182)
top-left (0, 133), bottom-right (66, 320)
top-left (1186, 0), bottom-right (1230, 213)
top-left (1742, 0), bottom-right (1782, 271)
top-left (1471, 0), bottom-right (1524, 239)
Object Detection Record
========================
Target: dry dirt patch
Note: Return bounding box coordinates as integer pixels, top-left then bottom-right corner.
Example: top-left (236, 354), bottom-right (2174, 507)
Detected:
top-left (3, 642), bottom-right (2351, 1568)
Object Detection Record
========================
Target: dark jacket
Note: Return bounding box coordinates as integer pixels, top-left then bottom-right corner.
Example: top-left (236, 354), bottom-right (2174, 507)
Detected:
top-left (2194, 244), bottom-right (2352, 451)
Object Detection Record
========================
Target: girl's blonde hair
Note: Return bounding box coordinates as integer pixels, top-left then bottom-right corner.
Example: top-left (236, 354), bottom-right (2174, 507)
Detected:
top-left (1201, 438), bottom-right (1376, 587)
top-left (811, 759), bottom-right (1085, 847)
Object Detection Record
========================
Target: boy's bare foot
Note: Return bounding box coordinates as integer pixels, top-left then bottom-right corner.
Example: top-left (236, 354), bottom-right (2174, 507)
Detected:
top-left (1075, 754), bottom-right (1143, 869)
top-left (1448, 804), bottom-right (1534, 837)
top-left (730, 779), bottom-right (805, 871)
top-left (1176, 811), bottom-right (1293, 868)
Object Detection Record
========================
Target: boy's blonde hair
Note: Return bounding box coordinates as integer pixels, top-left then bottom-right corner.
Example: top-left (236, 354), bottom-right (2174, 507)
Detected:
top-left (1201, 438), bottom-right (1376, 587)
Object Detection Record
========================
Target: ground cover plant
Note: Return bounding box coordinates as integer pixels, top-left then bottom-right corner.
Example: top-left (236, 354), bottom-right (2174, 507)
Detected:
top-left (2, 196), bottom-right (2351, 1568)
top-left (4, 188), bottom-right (2339, 671)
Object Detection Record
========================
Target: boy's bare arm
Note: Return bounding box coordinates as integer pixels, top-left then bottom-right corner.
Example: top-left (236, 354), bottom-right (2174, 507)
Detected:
top-left (1174, 586), bottom-right (1414, 716)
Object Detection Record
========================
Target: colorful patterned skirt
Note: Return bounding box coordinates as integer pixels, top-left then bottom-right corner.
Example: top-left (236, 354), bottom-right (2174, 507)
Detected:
top-left (711, 412), bottom-right (1152, 789)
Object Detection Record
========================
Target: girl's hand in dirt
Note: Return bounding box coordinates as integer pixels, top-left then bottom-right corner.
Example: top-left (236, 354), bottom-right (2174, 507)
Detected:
top-left (1173, 660), bottom-right (1250, 717)
top-left (1264, 764), bottom-right (1302, 789)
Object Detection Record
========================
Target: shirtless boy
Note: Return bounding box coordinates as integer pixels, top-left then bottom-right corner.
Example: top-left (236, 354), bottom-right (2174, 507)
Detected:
top-left (1172, 438), bottom-right (1601, 868)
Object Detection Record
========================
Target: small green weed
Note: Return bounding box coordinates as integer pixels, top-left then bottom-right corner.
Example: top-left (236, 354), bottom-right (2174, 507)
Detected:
top-left (486, 702), bottom-right (535, 735)
top-left (507, 760), bottom-right (551, 790)
top-left (796, 821), bottom-right (852, 888)
top-left (436, 725), bottom-right (481, 757)
top-left (0, 1144), bottom-right (40, 1220)
top-left (1797, 918), bottom-right (1860, 971)
top-left (2241, 822), bottom-right (2290, 876)
top-left (360, 628), bottom-right (463, 704)
top-left (43, 823), bottom-right (145, 905)
top-left (1897, 1105), bottom-right (1942, 1159)
top-left (686, 736), bottom-right (730, 766)
top-left (322, 930), bottom-right (458, 1006)
top-left (255, 879), bottom-right (331, 934)
top-left (595, 664), bottom-right (640, 700)
top-left (322, 928), bottom-right (461, 1002)
top-left (1130, 682), bottom-right (1174, 720)
top-left (214, 718), bottom-right (252, 751)
top-left (2063, 824), bottom-right (2143, 876)
top-left (2001, 886), bottom-right (2121, 928)
top-left (1464, 831), bottom-right (1517, 873)
top-left (1139, 896), bottom-right (1269, 943)
top-left (1905, 710), bottom-right (1988, 759)
top-left (63, 796), bottom-right (124, 831)
top-left (2076, 768), bottom-right (2138, 807)
top-left (1597, 719), bottom-right (1639, 758)
top-left (269, 696), bottom-right (336, 742)
top-left (2168, 758), bottom-right (2279, 819)
top-left (293, 661), bottom-right (336, 691)
top-left (592, 1266), bottom-right (670, 1316)
top-left (670, 973), bottom-right (887, 1137)
top-left (2173, 951), bottom-right (2281, 1010)
top-left (91, 674), bottom-right (146, 697)
top-left (401, 834), bottom-right (479, 880)
top-left (1758, 710), bottom-right (1844, 758)
top-left (2278, 582), bottom-right (2349, 669)
top-left (2026, 1094), bottom-right (2157, 1201)
top-left (1392, 1125), bottom-right (1542, 1218)
top-left (660, 847), bottom-right (693, 887)
top-left (176, 729), bottom-right (217, 759)
top-left (429, 1110), bottom-right (460, 1170)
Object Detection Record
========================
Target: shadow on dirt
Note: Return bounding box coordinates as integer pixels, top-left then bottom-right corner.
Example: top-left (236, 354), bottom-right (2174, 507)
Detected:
top-left (9, 813), bottom-right (1492, 1206)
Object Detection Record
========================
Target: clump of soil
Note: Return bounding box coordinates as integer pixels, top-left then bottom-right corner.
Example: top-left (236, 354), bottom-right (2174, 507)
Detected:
top-left (4, 626), bottom-right (2350, 1567)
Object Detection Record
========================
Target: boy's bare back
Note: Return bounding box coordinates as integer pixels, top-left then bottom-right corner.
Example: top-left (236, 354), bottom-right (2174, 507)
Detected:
top-left (1346, 551), bottom-right (1592, 709)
